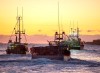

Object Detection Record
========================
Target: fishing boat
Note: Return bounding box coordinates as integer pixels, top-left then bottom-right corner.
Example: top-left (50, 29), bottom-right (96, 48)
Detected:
top-left (30, 2), bottom-right (70, 60)
top-left (6, 8), bottom-right (28, 54)
top-left (30, 32), bottom-right (70, 60)
top-left (66, 27), bottom-right (84, 50)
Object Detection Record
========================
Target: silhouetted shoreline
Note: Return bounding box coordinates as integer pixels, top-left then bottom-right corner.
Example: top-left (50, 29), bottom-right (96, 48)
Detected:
top-left (85, 39), bottom-right (100, 45)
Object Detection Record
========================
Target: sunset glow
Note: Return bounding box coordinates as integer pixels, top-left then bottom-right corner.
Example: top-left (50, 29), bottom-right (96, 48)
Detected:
top-left (0, 0), bottom-right (100, 36)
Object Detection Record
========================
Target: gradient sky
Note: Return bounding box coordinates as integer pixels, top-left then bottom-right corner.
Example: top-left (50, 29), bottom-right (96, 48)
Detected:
top-left (0, 0), bottom-right (100, 36)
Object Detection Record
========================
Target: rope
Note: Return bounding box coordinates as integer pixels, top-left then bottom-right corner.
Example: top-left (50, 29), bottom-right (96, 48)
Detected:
top-left (9, 20), bottom-right (18, 40)
top-left (24, 34), bottom-right (27, 43)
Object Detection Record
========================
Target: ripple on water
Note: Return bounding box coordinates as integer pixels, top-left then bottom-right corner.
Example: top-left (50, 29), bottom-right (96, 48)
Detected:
top-left (0, 44), bottom-right (100, 73)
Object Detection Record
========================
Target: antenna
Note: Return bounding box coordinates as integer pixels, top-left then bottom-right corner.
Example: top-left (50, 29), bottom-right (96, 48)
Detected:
top-left (58, 1), bottom-right (60, 35)
top-left (61, 17), bottom-right (63, 32)
top-left (70, 21), bottom-right (73, 36)
top-left (72, 20), bottom-right (74, 36)
top-left (17, 7), bottom-right (18, 18)
top-left (77, 21), bottom-right (79, 38)
top-left (17, 7), bottom-right (18, 31)
top-left (70, 21), bottom-right (71, 35)
top-left (22, 7), bottom-right (24, 31)
top-left (73, 20), bottom-right (74, 31)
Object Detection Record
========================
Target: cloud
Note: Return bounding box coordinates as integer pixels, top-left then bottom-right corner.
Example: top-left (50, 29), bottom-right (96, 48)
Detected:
top-left (79, 30), bottom-right (100, 32)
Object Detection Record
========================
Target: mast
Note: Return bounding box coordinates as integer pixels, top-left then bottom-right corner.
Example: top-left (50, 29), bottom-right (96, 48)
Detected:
top-left (18, 17), bottom-right (21, 43)
top-left (58, 1), bottom-right (60, 42)
top-left (9, 7), bottom-right (26, 44)
top-left (16, 7), bottom-right (23, 44)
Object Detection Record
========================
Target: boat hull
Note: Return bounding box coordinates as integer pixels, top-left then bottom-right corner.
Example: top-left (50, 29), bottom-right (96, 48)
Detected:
top-left (32, 55), bottom-right (63, 60)
top-left (6, 44), bottom-right (28, 54)
top-left (30, 46), bottom-right (70, 60)
top-left (69, 45), bottom-right (84, 50)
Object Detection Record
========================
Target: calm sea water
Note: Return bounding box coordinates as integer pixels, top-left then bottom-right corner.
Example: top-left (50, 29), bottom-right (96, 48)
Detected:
top-left (0, 44), bottom-right (100, 73)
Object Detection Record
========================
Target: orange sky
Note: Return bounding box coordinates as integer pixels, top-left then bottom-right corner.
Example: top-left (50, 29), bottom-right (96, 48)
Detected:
top-left (0, 0), bottom-right (100, 36)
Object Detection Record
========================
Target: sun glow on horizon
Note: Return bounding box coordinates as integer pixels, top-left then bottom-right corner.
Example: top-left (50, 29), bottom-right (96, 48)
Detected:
top-left (0, 0), bottom-right (100, 36)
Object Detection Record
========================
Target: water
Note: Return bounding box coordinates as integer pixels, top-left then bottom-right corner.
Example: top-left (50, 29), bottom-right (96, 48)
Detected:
top-left (0, 44), bottom-right (100, 73)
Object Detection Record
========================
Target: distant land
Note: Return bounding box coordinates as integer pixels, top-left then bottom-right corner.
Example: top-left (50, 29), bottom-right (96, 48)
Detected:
top-left (85, 39), bottom-right (100, 45)
top-left (0, 35), bottom-right (100, 44)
